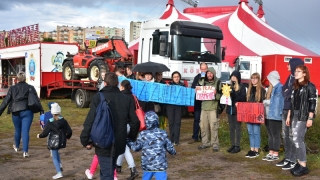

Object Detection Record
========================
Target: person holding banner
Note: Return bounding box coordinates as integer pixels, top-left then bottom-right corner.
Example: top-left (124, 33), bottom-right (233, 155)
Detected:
top-left (226, 70), bottom-right (247, 154)
top-left (285, 65), bottom-right (317, 176)
top-left (155, 72), bottom-right (167, 130)
top-left (139, 72), bottom-right (155, 112)
top-left (166, 71), bottom-right (185, 145)
top-left (245, 73), bottom-right (266, 158)
top-left (262, 71), bottom-right (284, 162)
top-left (189, 62), bottom-right (208, 144)
top-left (126, 65), bottom-right (136, 80)
top-left (197, 67), bottom-right (222, 152)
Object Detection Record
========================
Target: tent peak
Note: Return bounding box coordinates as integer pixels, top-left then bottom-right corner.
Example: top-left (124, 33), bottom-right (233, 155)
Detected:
top-left (167, 0), bottom-right (174, 6)
top-left (239, 0), bottom-right (249, 4)
top-left (257, 5), bottom-right (265, 16)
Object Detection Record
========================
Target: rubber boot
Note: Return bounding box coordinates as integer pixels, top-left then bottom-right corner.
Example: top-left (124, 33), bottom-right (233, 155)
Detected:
top-left (127, 167), bottom-right (139, 180)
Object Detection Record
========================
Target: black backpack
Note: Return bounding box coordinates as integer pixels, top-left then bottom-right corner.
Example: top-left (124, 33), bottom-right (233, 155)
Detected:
top-left (47, 123), bottom-right (66, 150)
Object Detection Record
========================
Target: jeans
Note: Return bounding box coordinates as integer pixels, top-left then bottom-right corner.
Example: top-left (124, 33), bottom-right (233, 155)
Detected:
top-left (12, 110), bottom-right (34, 152)
top-left (200, 110), bottom-right (219, 148)
top-left (51, 150), bottom-right (61, 173)
top-left (97, 155), bottom-right (116, 180)
top-left (227, 114), bottom-right (242, 146)
top-left (266, 119), bottom-right (282, 151)
top-left (246, 123), bottom-right (261, 148)
top-left (116, 145), bottom-right (135, 168)
top-left (166, 104), bottom-right (182, 144)
top-left (292, 110), bottom-right (308, 162)
top-left (282, 110), bottom-right (296, 162)
top-left (192, 107), bottom-right (201, 141)
top-left (142, 171), bottom-right (167, 180)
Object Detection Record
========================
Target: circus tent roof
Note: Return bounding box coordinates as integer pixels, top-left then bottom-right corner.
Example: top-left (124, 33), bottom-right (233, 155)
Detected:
top-left (129, 0), bottom-right (318, 66)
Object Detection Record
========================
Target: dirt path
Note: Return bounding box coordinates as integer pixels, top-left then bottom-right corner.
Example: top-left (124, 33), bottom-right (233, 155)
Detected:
top-left (0, 117), bottom-right (319, 180)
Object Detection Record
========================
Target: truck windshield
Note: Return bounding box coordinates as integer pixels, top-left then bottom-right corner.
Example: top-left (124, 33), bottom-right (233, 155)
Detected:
top-left (171, 35), bottom-right (221, 63)
top-left (240, 61), bottom-right (250, 70)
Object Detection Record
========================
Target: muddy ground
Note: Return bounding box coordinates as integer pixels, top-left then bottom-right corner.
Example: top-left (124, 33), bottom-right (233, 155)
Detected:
top-left (0, 117), bottom-right (319, 180)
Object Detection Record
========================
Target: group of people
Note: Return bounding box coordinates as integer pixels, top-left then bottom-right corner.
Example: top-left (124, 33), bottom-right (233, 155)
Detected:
top-left (0, 58), bottom-right (317, 179)
top-left (188, 59), bottom-right (316, 177)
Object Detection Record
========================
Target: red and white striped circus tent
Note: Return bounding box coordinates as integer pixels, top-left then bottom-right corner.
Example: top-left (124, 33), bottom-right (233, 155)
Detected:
top-left (129, 0), bottom-right (318, 66)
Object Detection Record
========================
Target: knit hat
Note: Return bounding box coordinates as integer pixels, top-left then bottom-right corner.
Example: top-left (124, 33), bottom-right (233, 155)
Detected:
top-left (267, 71), bottom-right (280, 86)
top-left (51, 103), bottom-right (61, 115)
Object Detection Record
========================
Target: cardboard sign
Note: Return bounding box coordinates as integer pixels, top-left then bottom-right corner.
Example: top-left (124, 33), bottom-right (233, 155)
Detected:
top-left (196, 86), bottom-right (216, 100)
top-left (237, 102), bottom-right (265, 124)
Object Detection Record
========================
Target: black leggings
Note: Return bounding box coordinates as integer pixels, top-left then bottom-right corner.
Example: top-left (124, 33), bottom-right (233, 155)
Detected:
top-left (266, 119), bottom-right (282, 152)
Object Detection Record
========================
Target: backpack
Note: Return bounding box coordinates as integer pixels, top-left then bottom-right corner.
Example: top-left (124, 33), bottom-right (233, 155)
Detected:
top-left (90, 92), bottom-right (115, 149)
top-left (47, 123), bottom-right (66, 150)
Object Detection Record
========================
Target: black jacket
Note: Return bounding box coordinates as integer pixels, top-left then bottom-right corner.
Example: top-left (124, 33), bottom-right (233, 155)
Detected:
top-left (191, 73), bottom-right (203, 110)
top-left (0, 82), bottom-right (43, 115)
top-left (80, 86), bottom-right (140, 157)
top-left (39, 118), bottom-right (72, 149)
top-left (248, 86), bottom-right (266, 103)
top-left (226, 71), bottom-right (247, 115)
top-left (282, 58), bottom-right (304, 110)
top-left (290, 82), bottom-right (317, 121)
top-left (126, 73), bottom-right (136, 80)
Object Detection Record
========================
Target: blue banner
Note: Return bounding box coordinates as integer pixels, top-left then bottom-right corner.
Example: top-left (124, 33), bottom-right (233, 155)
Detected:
top-left (118, 77), bottom-right (195, 106)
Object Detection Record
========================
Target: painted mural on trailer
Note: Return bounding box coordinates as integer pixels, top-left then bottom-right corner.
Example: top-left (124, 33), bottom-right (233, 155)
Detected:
top-left (51, 51), bottom-right (64, 72)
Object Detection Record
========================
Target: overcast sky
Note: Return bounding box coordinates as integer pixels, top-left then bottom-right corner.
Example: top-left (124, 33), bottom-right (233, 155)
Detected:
top-left (0, 0), bottom-right (319, 54)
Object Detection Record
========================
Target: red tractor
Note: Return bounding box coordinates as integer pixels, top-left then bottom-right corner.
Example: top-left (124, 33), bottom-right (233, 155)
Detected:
top-left (62, 36), bottom-right (133, 81)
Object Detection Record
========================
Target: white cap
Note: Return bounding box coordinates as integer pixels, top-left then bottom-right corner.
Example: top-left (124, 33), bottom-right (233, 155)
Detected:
top-left (51, 103), bottom-right (61, 115)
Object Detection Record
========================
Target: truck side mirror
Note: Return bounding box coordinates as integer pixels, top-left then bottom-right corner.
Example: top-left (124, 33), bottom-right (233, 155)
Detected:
top-left (159, 35), bottom-right (167, 56)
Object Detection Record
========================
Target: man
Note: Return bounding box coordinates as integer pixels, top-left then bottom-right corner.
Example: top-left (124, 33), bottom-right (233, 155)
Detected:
top-left (276, 58), bottom-right (304, 170)
top-left (189, 62), bottom-right (208, 144)
top-left (80, 72), bottom-right (140, 180)
top-left (97, 72), bottom-right (106, 91)
top-left (197, 67), bottom-right (222, 152)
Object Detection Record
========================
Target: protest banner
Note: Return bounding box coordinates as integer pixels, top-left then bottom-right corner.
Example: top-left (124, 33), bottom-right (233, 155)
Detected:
top-left (236, 102), bottom-right (265, 124)
top-left (195, 86), bottom-right (216, 100)
top-left (118, 77), bottom-right (194, 106)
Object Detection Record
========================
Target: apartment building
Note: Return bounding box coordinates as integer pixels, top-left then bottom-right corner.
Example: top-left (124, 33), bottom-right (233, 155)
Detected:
top-left (129, 21), bottom-right (141, 42)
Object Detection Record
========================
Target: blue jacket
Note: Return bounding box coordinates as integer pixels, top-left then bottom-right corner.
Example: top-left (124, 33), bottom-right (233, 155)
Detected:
top-left (127, 111), bottom-right (176, 171)
top-left (267, 83), bottom-right (284, 120)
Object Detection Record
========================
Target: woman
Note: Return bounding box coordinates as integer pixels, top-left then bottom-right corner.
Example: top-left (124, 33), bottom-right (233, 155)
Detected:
top-left (0, 72), bottom-right (44, 158)
top-left (262, 71), bottom-right (284, 161)
top-left (226, 70), bottom-right (246, 153)
top-left (245, 72), bottom-right (266, 158)
top-left (166, 71), bottom-right (185, 145)
top-left (286, 65), bottom-right (317, 176)
top-left (117, 80), bottom-right (139, 179)
top-left (139, 72), bottom-right (155, 112)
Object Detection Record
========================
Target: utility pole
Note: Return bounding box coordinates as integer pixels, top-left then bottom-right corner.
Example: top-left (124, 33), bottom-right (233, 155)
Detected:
top-left (181, 0), bottom-right (199, 7)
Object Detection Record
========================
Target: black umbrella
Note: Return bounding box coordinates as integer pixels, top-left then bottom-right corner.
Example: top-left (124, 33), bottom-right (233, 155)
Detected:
top-left (132, 62), bottom-right (170, 73)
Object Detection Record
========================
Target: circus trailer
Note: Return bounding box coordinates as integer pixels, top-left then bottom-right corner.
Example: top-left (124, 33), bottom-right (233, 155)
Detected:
top-left (261, 54), bottom-right (320, 91)
top-left (0, 42), bottom-right (79, 97)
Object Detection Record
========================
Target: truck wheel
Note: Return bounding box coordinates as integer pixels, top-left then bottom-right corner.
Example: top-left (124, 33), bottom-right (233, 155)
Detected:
top-left (75, 89), bottom-right (90, 108)
top-left (62, 61), bottom-right (79, 80)
top-left (88, 60), bottom-right (108, 81)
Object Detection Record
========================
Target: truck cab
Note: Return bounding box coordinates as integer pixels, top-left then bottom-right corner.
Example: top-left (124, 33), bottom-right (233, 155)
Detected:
top-left (138, 20), bottom-right (225, 84)
top-left (234, 55), bottom-right (262, 86)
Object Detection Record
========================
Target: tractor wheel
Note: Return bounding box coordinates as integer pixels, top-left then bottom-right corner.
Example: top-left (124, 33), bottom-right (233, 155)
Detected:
top-left (62, 61), bottom-right (79, 81)
top-left (75, 89), bottom-right (90, 108)
top-left (88, 60), bottom-right (108, 81)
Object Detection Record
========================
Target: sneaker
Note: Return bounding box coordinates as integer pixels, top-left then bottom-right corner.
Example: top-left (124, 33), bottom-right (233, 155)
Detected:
top-left (173, 142), bottom-right (179, 146)
top-left (13, 144), bottom-right (19, 152)
top-left (85, 169), bottom-right (93, 179)
top-left (212, 147), bottom-right (219, 152)
top-left (198, 144), bottom-right (210, 150)
top-left (188, 139), bottom-right (199, 144)
top-left (230, 146), bottom-right (241, 153)
top-left (267, 155), bottom-right (279, 161)
top-left (245, 150), bottom-right (254, 158)
top-left (52, 172), bottom-right (63, 179)
top-left (282, 162), bottom-right (296, 170)
top-left (23, 152), bottom-right (29, 158)
top-left (227, 145), bottom-right (235, 153)
top-left (262, 154), bottom-right (272, 161)
top-left (276, 158), bottom-right (288, 167)
top-left (291, 165), bottom-right (309, 176)
top-left (249, 151), bottom-right (259, 158)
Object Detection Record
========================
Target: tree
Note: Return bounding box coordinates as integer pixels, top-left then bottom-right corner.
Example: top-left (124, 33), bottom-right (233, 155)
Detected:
top-left (42, 37), bottom-right (55, 42)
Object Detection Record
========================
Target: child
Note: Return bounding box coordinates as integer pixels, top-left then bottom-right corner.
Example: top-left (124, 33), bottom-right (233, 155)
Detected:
top-left (245, 73), bottom-right (266, 158)
top-left (37, 103), bottom-right (72, 179)
top-left (127, 111), bottom-right (176, 180)
top-left (39, 102), bottom-right (55, 129)
top-left (84, 153), bottom-right (118, 180)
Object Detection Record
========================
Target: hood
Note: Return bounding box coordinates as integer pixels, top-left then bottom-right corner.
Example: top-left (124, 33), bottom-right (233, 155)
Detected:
top-left (289, 58), bottom-right (304, 75)
top-left (205, 67), bottom-right (216, 82)
top-left (267, 71), bottom-right (280, 86)
top-left (230, 70), bottom-right (241, 83)
top-left (145, 111), bottom-right (159, 130)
